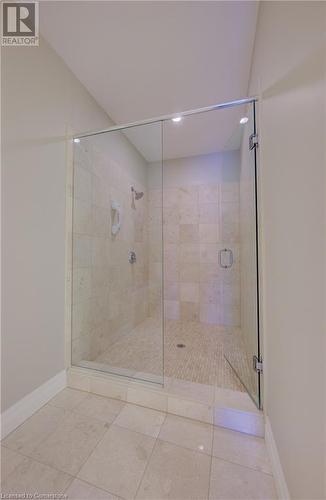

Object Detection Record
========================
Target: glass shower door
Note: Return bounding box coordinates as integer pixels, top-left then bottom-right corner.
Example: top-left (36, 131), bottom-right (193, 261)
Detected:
top-left (71, 120), bottom-right (163, 385)
top-left (224, 102), bottom-right (262, 408)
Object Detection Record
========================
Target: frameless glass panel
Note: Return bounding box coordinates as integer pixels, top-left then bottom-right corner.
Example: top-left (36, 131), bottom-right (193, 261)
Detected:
top-left (70, 100), bottom-right (261, 406)
top-left (71, 121), bottom-right (163, 385)
top-left (162, 102), bottom-right (261, 407)
top-left (223, 102), bottom-right (261, 407)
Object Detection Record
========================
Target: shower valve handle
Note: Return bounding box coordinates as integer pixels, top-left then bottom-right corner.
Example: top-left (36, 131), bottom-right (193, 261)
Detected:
top-left (128, 251), bottom-right (137, 264)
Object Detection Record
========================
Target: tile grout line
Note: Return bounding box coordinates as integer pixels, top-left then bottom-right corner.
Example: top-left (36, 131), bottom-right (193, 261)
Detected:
top-left (69, 396), bottom-right (130, 480)
top-left (2, 390), bottom-right (273, 498)
top-left (207, 449), bottom-right (214, 500)
top-left (69, 401), bottom-right (165, 497)
top-left (62, 475), bottom-right (126, 500)
top-left (1, 405), bottom-right (70, 460)
top-left (210, 454), bottom-right (274, 477)
top-left (133, 413), bottom-right (168, 499)
top-left (2, 393), bottom-right (114, 485)
top-left (1, 445), bottom-right (75, 489)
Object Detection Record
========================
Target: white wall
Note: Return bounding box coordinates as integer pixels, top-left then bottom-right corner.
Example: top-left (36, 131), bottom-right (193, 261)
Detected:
top-left (250, 2), bottom-right (326, 498)
top-left (1, 38), bottom-right (111, 412)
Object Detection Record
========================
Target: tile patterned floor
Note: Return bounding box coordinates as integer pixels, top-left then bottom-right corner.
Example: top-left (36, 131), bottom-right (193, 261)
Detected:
top-left (1, 388), bottom-right (277, 499)
top-left (94, 317), bottom-right (255, 393)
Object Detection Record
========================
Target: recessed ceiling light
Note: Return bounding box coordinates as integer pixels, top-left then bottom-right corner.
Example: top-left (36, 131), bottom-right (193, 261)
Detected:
top-left (239, 117), bottom-right (248, 124)
top-left (73, 138), bottom-right (80, 143)
top-left (172, 116), bottom-right (182, 123)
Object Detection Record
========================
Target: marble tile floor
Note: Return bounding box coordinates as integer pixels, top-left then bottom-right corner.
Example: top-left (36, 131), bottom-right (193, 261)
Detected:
top-left (93, 317), bottom-right (255, 393)
top-left (1, 388), bottom-right (277, 499)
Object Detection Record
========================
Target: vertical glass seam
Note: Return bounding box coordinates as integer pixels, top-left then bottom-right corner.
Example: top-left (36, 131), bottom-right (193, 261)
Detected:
top-left (253, 100), bottom-right (262, 410)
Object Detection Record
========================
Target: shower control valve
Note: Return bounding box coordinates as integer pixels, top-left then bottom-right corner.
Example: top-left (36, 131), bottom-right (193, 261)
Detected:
top-left (128, 251), bottom-right (137, 264)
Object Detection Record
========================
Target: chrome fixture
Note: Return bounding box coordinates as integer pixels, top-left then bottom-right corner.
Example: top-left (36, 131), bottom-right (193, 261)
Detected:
top-left (73, 97), bottom-right (257, 140)
top-left (131, 186), bottom-right (144, 200)
top-left (253, 355), bottom-right (263, 374)
top-left (218, 248), bottom-right (234, 269)
top-left (249, 132), bottom-right (259, 150)
top-left (128, 251), bottom-right (137, 264)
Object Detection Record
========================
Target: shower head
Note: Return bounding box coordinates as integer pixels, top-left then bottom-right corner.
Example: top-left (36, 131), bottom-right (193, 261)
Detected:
top-left (131, 186), bottom-right (144, 200)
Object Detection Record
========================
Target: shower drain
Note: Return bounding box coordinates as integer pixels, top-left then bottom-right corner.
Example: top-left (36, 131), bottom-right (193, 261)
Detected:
top-left (177, 343), bottom-right (186, 348)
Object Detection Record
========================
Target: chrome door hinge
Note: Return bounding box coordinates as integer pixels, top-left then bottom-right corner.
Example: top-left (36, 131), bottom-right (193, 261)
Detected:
top-left (253, 355), bottom-right (263, 374)
top-left (249, 133), bottom-right (258, 151)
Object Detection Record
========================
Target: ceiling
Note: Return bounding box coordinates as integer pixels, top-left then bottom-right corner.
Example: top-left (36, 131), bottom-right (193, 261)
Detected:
top-left (40, 1), bottom-right (259, 160)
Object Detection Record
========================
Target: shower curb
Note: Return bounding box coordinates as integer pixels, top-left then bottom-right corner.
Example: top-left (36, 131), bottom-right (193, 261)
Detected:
top-left (67, 366), bottom-right (264, 437)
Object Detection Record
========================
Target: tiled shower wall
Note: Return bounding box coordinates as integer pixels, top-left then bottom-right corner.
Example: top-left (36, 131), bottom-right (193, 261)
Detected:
top-left (72, 136), bottom-right (149, 364)
top-left (72, 146), bottom-right (240, 366)
top-left (148, 152), bottom-right (241, 326)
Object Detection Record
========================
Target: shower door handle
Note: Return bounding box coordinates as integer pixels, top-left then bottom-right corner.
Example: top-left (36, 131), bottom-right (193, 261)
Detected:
top-left (218, 249), bottom-right (233, 269)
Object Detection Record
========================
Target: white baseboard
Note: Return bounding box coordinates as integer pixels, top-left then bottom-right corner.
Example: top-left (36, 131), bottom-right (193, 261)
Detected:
top-left (1, 370), bottom-right (67, 439)
top-left (265, 416), bottom-right (290, 500)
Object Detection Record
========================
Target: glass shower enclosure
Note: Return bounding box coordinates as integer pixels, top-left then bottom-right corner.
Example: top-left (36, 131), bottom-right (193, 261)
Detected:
top-left (71, 121), bottom-right (163, 385)
top-left (70, 98), bottom-right (262, 408)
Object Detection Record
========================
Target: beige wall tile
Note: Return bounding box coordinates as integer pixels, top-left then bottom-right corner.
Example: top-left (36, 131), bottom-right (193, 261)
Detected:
top-left (200, 263), bottom-right (220, 284)
top-left (164, 300), bottom-right (180, 320)
top-left (163, 206), bottom-right (177, 225)
top-left (163, 188), bottom-right (179, 208)
top-left (220, 202), bottom-right (239, 242)
top-left (199, 203), bottom-right (218, 223)
top-left (164, 224), bottom-right (179, 243)
top-left (200, 303), bottom-right (220, 324)
top-left (199, 224), bottom-right (218, 243)
top-left (180, 283), bottom-right (199, 303)
top-left (222, 305), bottom-right (240, 326)
top-left (178, 243), bottom-right (200, 263)
top-left (200, 244), bottom-right (218, 264)
top-left (181, 301), bottom-right (199, 321)
top-left (164, 281), bottom-right (179, 301)
top-left (74, 166), bottom-right (92, 201)
top-left (73, 235), bottom-right (92, 269)
top-left (179, 204), bottom-right (199, 224)
top-left (148, 189), bottom-right (162, 208)
top-left (199, 184), bottom-right (219, 204)
top-left (164, 260), bottom-right (179, 282)
top-left (73, 199), bottom-right (92, 234)
top-left (179, 224), bottom-right (199, 243)
top-left (179, 262), bottom-right (200, 283)
top-left (200, 283), bottom-right (221, 304)
top-left (220, 182), bottom-right (239, 203)
top-left (73, 268), bottom-right (92, 304)
top-left (178, 186), bottom-right (198, 205)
